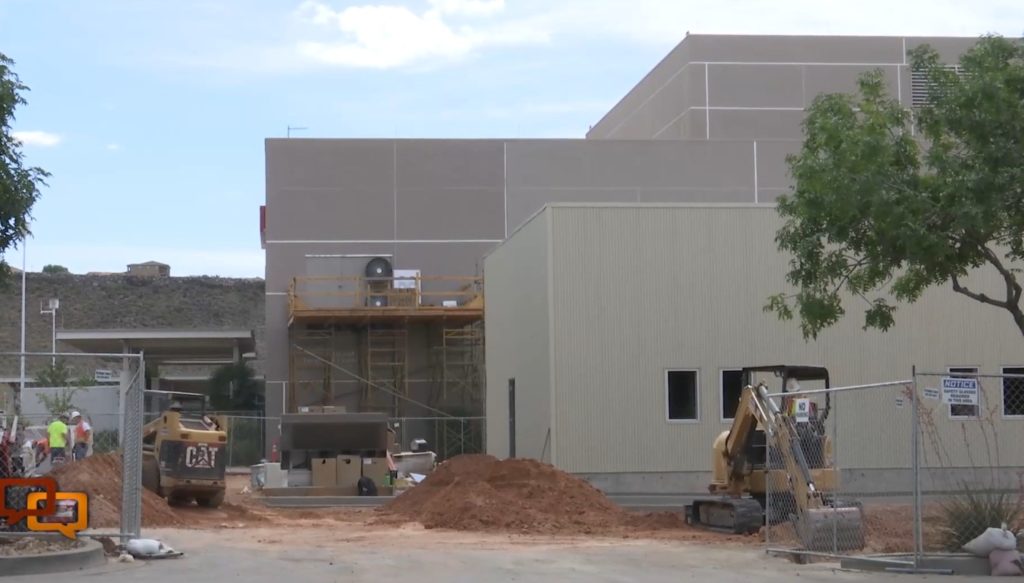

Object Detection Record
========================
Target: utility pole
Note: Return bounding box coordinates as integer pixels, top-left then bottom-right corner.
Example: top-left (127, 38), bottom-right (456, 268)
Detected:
top-left (18, 239), bottom-right (26, 413)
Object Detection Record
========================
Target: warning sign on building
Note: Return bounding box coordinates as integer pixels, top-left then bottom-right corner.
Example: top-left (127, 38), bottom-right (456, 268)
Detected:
top-left (941, 377), bottom-right (979, 406)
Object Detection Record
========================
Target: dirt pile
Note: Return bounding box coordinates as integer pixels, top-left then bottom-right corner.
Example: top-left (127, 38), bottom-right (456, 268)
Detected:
top-left (49, 453), bottom-right (185, 528)
top-left (380, 454), bottom-right (688, 535)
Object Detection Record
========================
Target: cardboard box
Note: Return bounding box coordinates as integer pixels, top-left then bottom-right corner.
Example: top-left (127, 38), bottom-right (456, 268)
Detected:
top-left (361, 457), bottom-right (390, 486)
top-left (311, 457), bottom-right (338, 487)
top-left (336, 455), bottom-right (361, 494)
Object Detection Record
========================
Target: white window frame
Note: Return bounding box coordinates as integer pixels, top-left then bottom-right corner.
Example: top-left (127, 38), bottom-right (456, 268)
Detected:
top-left (719, 368), bottom-right (745, 423)
top-left (665, 368), bottom-right (700, 424)
top-left (947, 366), bottom-right (980, 420)
top-left (1000, 366), bottom-right (1024, 419)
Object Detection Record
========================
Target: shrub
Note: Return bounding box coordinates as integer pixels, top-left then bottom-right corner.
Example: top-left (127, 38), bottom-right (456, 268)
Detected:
top-left (938, 484), bottom-right (1022, 552)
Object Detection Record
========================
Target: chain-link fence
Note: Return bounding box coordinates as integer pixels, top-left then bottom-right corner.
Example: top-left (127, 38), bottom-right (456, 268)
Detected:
top-left (757, 369), bottom-right (1024, 571)
top-left (0, 351), bottom-right (144, 540)
top-left (763, 379), bottom-right (915, 558)
top-left (915, 371), bottom-right (1024, 556)
top-left (217, 413), bottom-right (273, 468)
top-left (390, 416), bottom-right (485, 461)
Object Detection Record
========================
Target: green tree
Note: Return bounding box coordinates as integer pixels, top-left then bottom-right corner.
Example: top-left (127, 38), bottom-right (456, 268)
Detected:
top-left (765, 35), bottom-right (1024, 340)
top-left (33, 359), bottom-right (92, 417)
top-left (0, 53), bottom-right (48, 287)
top-left (207, 363), bottom-right (264, 412)
top-left (42, 264), bottom-right (68, 274)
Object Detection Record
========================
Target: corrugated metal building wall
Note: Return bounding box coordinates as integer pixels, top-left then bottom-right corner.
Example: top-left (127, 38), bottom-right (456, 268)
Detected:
top-left (485, 203), bottom-right (1024, 493)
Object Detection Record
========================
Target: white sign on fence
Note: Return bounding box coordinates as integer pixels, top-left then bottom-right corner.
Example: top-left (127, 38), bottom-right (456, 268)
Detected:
top-left (923, 387), bottom-right (940, 400)
top-left (941, 377), bottom-right (979, 405)
top-left (794, 398), bottom-right (811, 423)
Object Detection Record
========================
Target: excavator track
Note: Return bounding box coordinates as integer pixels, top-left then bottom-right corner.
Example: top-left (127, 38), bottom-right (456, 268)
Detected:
top-left (686, 497), bottom-right (764, 535)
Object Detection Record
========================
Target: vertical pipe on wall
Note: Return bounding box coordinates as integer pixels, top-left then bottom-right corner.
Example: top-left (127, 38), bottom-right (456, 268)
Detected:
top-left (508, 378), bottom-right (516, 458)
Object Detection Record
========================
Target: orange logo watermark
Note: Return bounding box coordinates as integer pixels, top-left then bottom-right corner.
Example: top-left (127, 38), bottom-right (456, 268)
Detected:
top-left (0, 478), bottom-right (89, 540)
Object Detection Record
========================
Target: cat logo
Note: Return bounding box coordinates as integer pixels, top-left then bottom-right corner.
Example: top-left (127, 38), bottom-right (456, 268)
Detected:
top-left (185, 444), bottom-right (218, 469)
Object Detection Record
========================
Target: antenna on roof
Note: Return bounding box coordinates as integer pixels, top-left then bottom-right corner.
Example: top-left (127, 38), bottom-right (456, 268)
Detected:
top-left (287, 126), bottom-right (308, 138)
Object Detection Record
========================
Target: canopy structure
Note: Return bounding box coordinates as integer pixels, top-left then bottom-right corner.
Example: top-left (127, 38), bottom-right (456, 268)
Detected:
top-left (57, 328), bottom-right (256, 366)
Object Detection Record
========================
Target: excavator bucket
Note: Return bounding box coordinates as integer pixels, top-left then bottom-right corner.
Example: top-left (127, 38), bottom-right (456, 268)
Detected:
top-left (797, 505), bottom-right (866, 552)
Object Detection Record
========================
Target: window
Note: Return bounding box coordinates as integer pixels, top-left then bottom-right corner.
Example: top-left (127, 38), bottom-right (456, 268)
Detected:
top-left (666, 370), bottom-right (698, 421)
top-left (720, 369), bottom-right (745, 421)
top-left (1002, 367), bottom-right (1024, 417)
top-left (948, 367), bottom-right (979, 419)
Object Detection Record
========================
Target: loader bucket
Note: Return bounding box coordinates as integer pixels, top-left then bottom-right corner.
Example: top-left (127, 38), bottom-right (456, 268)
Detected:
top-left (797, 506), bottom-right (866, 552)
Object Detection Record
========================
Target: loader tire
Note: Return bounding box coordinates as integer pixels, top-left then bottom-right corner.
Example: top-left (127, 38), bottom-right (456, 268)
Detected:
top-left (196, 491), bottom-right (225, 509)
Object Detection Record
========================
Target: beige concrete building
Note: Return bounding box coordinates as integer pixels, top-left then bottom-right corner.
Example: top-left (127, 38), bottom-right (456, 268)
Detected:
top-left (262, 34), bottom-right (991, 460)
top-left (484, 204), bottom-right (1024, 494)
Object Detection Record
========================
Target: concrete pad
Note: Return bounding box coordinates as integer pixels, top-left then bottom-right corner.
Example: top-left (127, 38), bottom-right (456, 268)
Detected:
top-left (839, 553), bottom-right (990, 576)
top-left (0, 536), bottom-right (105, 577)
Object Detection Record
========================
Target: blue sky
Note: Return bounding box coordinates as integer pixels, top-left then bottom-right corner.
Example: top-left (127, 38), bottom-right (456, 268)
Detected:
top-left (1, 0), bottom-right (1021, 278)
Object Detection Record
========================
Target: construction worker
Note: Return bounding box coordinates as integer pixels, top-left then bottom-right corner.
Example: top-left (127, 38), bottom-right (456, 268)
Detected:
top-left (69, 411), bottom-right (92, 461)
top-left (47, 413), bottom-right (69, 464)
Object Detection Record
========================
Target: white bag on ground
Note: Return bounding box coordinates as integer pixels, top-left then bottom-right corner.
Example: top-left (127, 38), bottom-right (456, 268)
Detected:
top-left (989, 549), bottom-right (1023, 576)
top-left (962, 527), bottom-right (1018, 557)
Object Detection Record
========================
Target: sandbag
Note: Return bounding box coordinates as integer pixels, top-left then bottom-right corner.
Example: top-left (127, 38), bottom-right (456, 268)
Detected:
top-left (963, 527), bottom-right (1018, 557)
top-left (989, 549), bottom-right (1023, 577)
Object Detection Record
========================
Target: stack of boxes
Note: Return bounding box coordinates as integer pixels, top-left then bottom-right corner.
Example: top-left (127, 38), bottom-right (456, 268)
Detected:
top-left (310, 453), bottom-right (393, 494)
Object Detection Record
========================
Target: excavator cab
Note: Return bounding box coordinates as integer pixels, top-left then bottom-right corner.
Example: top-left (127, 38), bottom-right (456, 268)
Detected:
top-left (686, 365), bottom-right (865, 551)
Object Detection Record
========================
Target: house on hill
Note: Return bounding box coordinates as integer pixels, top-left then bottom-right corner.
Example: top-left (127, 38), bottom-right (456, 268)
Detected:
top-left (127, 261), bottom-right (170, 278)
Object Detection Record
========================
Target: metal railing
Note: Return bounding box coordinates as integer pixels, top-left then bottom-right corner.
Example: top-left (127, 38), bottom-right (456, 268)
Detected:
top-left (289, 275), bottom-right (483, 313)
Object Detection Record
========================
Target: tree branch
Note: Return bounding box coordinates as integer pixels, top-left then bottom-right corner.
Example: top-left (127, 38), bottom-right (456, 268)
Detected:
top-left (951, 275), bottom-right (1010, 309)
top-left (982, 246), bottom-right (1023, 305)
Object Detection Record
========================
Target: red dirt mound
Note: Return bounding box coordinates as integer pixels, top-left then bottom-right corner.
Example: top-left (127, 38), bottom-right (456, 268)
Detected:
top-left (380, 454), bottom-right (685, 535)
top-left (49, 453), bottom-right (185, 528)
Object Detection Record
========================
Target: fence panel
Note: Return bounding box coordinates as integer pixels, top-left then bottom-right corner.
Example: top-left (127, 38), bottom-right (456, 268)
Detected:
top-left (390, 416), bottom-right (485, 460)
top-left (914, 371), bottom-right (1024, 555)
top-left (764, 380), bottom-right (915, 559)
top-left (0, 351), bottom-right (143, 540)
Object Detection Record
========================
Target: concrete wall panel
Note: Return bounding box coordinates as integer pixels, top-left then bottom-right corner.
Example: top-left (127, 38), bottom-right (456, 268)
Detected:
top-left (484, 212), bottom-right (551, 461)
top-left (708, 64), bottom-right (804, 108)
top-left (396, 187), bottom-right (505, 240)
top-left (708, 110), bottom-right (805, 141)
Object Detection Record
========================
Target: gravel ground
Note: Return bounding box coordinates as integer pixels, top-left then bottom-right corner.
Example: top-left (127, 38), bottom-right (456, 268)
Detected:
top-left (0, 537), bottom-right (84, 556)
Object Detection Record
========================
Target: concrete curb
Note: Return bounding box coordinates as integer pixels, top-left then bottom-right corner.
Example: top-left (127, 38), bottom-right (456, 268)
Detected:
top-left (0, 537), bottom-right (106, 577)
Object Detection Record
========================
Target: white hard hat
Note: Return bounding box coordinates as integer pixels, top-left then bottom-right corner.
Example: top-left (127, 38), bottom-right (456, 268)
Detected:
top-left (70, 411), bottom-right (81, 419)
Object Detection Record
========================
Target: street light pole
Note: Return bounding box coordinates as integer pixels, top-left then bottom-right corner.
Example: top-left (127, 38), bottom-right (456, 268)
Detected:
top-left (41, 298), bottom-right (59, 366)
top-left (18, 239), bottom-right (26, 411)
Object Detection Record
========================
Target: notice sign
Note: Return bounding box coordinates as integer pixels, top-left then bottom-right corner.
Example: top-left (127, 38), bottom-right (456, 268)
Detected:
top-left (794, 399), bottom-right (811, 423)
top-left (941, 377), bottom-right (979, 406)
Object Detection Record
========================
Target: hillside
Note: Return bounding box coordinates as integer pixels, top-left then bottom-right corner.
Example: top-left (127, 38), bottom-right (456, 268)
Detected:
top-left (0, 272), bottom-right (265, 380)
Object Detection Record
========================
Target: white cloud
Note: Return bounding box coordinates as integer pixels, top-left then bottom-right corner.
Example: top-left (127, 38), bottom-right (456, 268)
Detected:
top-left (106, 143), bottom-right (121, 151)
top-left (12, 131), bottom-right (62, 148)
top-left (429, 0), bottom-right (505, 16)
top-left (152, 1), bottom-right (1024, 74)
top-left (294, 0), bottom-right (547, 69)
top-left (527, 0), bottom-right (1024, 45)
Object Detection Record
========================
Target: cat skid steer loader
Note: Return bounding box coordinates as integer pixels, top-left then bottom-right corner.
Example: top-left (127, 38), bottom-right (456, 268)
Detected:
top-left (685, 366), bottom-right (866, 551)
top-left (142, 393), bottom-right (228, 508)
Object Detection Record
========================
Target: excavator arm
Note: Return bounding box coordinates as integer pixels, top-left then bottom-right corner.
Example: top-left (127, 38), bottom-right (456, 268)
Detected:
top-left (689, 379), bottom-right (865, 550)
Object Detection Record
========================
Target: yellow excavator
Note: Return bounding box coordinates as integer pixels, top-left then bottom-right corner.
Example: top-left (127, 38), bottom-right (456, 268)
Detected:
top-left (685, 365), bottom-right (865, 551)
top-left (142, 393), bottom-right (228, 508)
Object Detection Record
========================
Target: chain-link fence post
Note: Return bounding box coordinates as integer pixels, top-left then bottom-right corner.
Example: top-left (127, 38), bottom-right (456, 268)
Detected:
top-left (911, 365), bottom-right (922, 570)
top-left (120, 354), bottom-right (143, 539)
